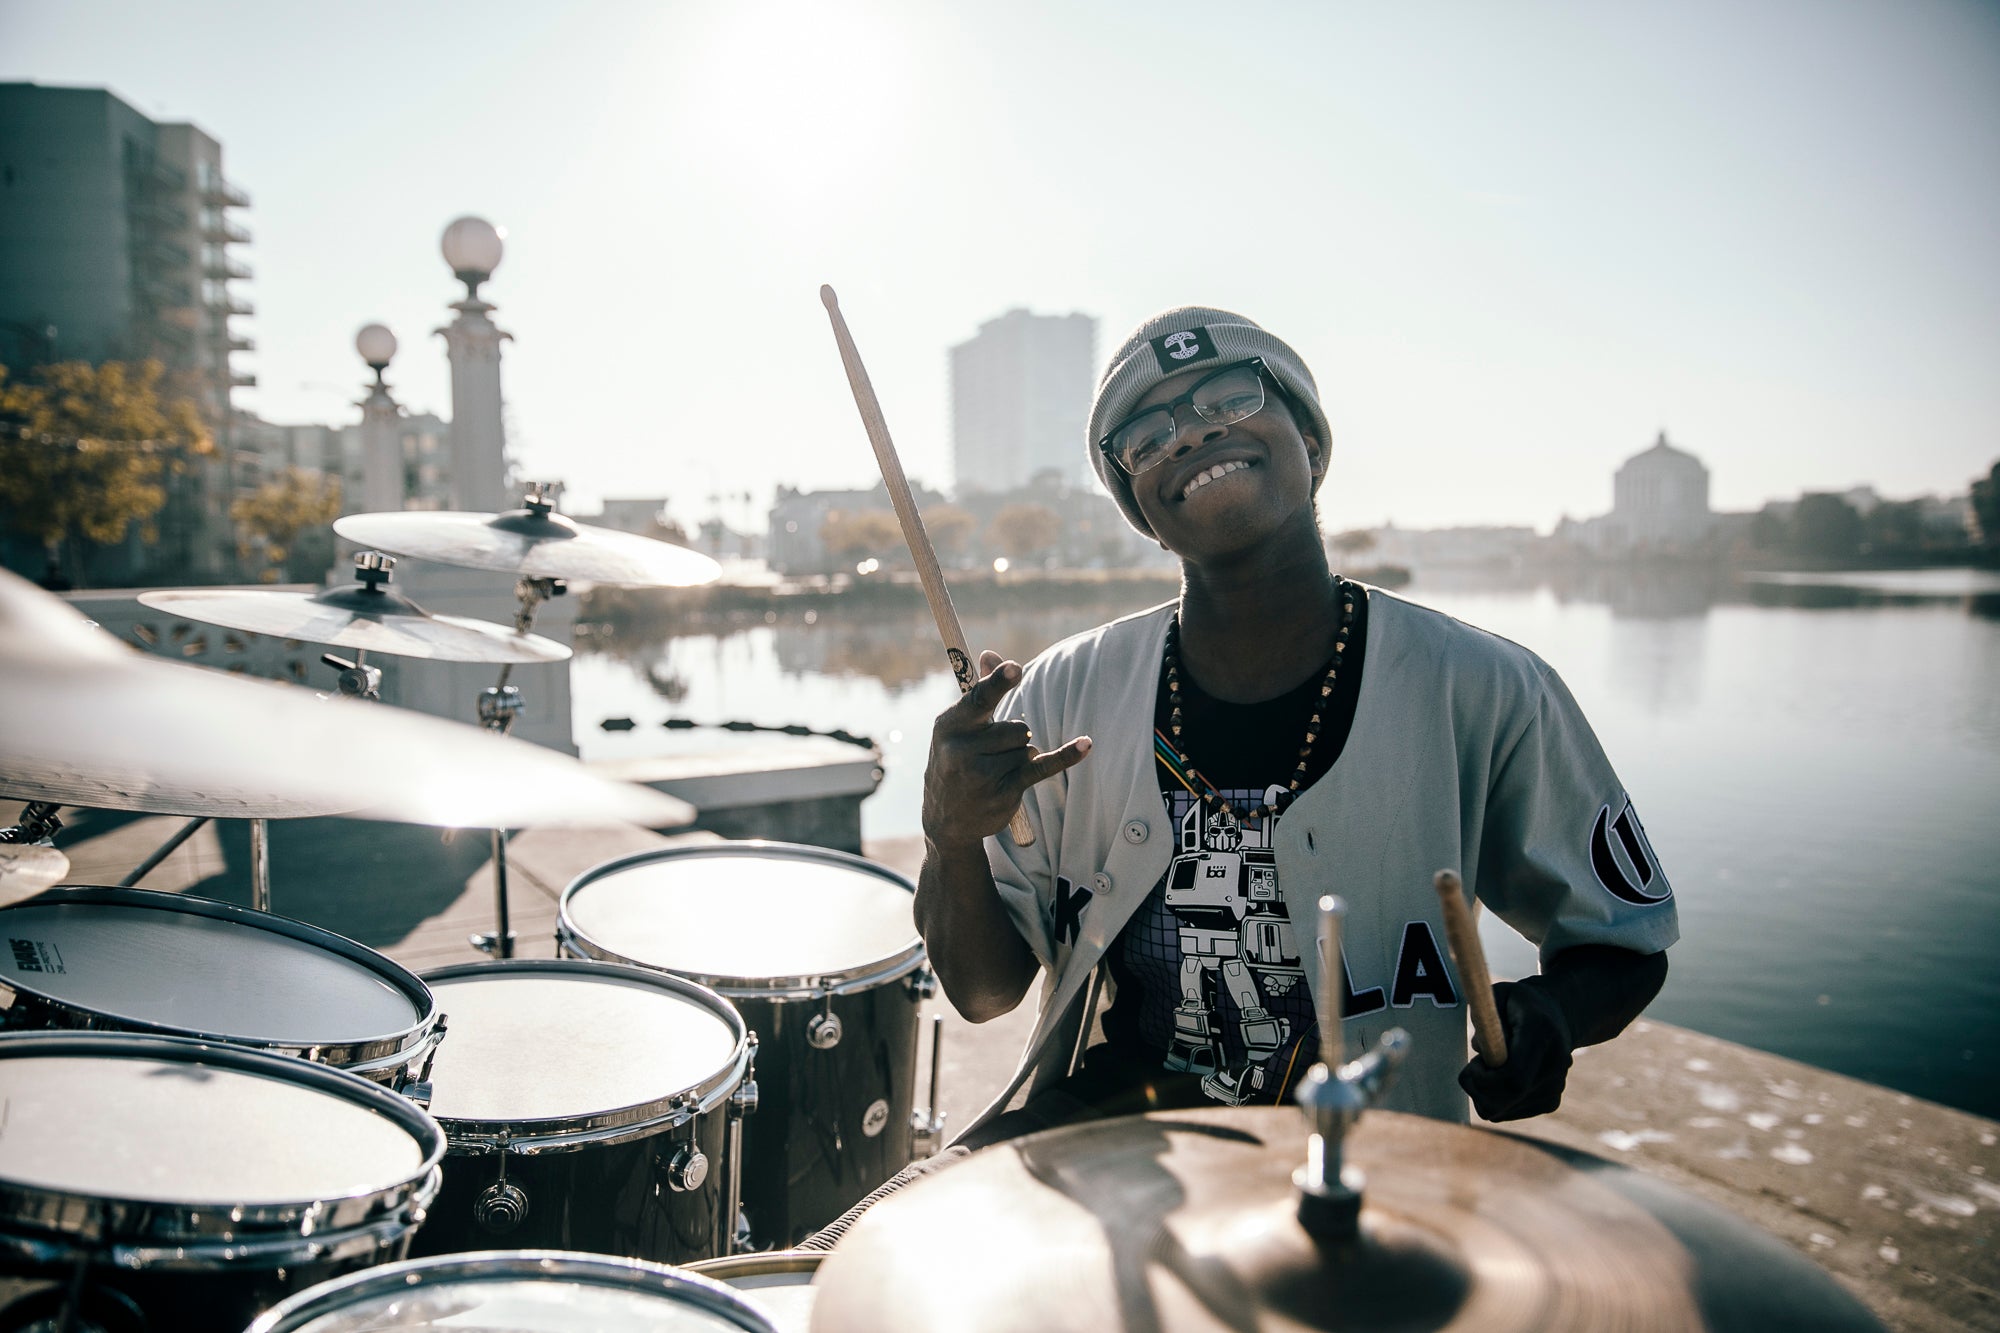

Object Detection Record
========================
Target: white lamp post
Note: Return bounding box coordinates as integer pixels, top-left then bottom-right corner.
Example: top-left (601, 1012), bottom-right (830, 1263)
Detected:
top-left (356, 323), bottom-right (403, 514)
top-left (436, 216), bottom-right (511, 513)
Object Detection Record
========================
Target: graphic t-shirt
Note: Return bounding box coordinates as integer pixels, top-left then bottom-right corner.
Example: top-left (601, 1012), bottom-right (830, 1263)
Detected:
top-left (1100, 585), bottom-right (1371, 1106)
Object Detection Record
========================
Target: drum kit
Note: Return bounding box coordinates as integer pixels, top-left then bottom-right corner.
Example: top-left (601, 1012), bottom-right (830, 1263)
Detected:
top-left (0, 497), bottom-right (1890, 1330)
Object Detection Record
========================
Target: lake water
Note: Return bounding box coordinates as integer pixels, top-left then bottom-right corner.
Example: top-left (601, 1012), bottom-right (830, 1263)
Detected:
top-left (573, 567), bottom-right (2000, 1121)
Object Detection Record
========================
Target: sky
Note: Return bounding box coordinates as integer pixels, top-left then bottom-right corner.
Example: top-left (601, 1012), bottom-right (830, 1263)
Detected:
top-left (2, 0), bottom-right (1995, 534)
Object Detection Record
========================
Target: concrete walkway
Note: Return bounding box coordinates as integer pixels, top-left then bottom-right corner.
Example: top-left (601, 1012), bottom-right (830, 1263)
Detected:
top-left (38, 813), bottom-right (1998, 1331)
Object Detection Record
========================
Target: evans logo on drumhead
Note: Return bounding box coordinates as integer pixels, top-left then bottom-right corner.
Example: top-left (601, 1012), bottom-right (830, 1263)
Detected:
top-left (861, 1098), bottom-right (891, 1138)
top-left (8, 938), bottom-right (62, 974)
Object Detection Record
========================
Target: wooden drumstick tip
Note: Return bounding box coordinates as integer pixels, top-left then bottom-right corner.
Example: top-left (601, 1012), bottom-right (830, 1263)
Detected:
top-left (820, 284), bottom-right (839, 310)
top-left (1431, 868), bottom-right (1509, 1069)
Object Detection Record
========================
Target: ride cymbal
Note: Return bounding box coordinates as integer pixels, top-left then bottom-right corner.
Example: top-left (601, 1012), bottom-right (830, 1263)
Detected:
top-left (335, 506), bottom-right (721, 587)
top-left (810, 1106), bottom-right (1882, 1333)
top-left (0, 569), bottom-right (692, 829)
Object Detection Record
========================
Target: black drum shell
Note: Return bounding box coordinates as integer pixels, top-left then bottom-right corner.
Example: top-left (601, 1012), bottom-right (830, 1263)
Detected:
top-left (408, 1104), bottom-right (733, 1264)
top-left (729, 981), bottom-right (922, 1248)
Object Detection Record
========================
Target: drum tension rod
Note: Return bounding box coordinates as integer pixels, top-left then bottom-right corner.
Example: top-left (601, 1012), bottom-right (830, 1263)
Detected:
top-left (475, 1131), bottom-right (531, 1236)
top-left (806, 987), bottom-right (843, 1050)
top-left (1, 801), bottom-right (63, 845)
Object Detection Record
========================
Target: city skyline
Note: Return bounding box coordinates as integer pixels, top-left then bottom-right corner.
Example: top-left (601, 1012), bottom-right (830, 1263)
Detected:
top-left (1, 0), bottom-right (1994, 535)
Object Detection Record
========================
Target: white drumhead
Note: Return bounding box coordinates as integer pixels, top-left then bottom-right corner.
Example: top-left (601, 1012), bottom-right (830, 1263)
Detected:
top-left (0, 899), bottom-right (421, 1042)
top-left (424, 971), bottom-right (739, 1123)
top-left (0, 1052), bottom-right (426, 1205)
top-left (279, 1280), bottom-right (760, 1332)
top-left (568, 854), bottom-right (917, 981)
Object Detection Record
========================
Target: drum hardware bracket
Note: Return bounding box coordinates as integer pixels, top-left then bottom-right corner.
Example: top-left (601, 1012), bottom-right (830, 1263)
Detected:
top-left (905, 967), bottom-right (938, 1001)
top-left (320, 649), bottom-right (382, 700)
top-left (1, 800), bottom-right (63, 845)
top-left (661, 1138), bottom-right (711, 1194)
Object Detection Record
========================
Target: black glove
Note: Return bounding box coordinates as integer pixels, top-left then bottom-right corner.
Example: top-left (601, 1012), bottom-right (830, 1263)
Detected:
top-left (1457, 979), bottom-right (1575, 1121)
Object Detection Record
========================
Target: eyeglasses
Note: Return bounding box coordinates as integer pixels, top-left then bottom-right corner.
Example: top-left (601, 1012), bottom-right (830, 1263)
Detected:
top-left (1099, 359), bottom-right (1269, 476)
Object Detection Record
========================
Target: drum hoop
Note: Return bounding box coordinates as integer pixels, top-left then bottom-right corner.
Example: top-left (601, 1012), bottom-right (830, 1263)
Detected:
top-left (0, 1032), bottom-right (446, 1253)
top-left (0, 886), bottom-right (443, 1073)
top-left (557, 840), bottom-right (927, 997)
top-left (244, 1248), bottom-right (779, 1333)
top-left (419, 958), bottom-right (751, 1150)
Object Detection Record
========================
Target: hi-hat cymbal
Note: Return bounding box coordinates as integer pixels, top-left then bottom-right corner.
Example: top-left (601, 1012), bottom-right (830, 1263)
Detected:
top-left (137, 586), bottom-right (570, 664)
top-left (334, 508), bottom-right (722, 587)
top-left (0, 569), bottom-right (692, 829)
top-left (811, 1106), bottom-right (1882, 1333)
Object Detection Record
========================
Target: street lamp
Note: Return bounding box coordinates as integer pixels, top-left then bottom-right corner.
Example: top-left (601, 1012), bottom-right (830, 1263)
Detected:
top-left (355, 323), bottom-right (403, 515)
top-left (356, 322), bottom-right (397, 381)
top-left (440, 216), bottom-right (505, 299)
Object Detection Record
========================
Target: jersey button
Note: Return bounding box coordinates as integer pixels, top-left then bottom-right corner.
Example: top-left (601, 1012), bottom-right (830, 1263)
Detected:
top-left (1121, 820), bottom-right (1148, 844)
top-left (1092, 872), bottom-right (1112, 894)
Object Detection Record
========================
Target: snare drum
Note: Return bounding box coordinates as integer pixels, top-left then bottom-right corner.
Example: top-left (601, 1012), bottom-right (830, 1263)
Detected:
top-left (246, 1251), bottom-right (777, 1332)
top-left (560, 842), bottom-right (930, 1248)
top-left (0, 885), bottom-right (442, 1092)
top-left (0, 1031), bottom-right (443, 1333)
top-left (687, 1250), bottom-right (825, 1333)
top-left (410, 959), bottom-right (754, 1265)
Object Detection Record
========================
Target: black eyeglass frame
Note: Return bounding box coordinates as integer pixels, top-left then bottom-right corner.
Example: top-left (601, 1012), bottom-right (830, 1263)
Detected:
top-left (1098, 357), bottom-right (1273, 477)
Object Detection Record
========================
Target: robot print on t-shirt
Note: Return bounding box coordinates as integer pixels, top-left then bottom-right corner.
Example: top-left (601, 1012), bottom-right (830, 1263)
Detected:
top-left (1159, 784), bottom-right (1309, 1104)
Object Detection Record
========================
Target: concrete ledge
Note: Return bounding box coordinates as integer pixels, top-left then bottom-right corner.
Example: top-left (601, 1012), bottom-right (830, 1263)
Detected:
top-left (1512, 1021), bottom-right (1997, 1332)
top-left (592, 733), bottom-right (883, 853)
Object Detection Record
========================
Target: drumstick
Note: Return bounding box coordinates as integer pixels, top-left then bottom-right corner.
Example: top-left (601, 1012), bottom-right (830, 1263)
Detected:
top-left (1432, 869), bottom-right (1508, 1067)
top-left (820, 284), bottom-right (1036, 847)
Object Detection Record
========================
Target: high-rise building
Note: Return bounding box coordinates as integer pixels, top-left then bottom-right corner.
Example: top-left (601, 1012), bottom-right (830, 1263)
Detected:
top-left (949, 308), bottom-right (1095, 495)
top-left (0, 83), bottom-right (254, 581)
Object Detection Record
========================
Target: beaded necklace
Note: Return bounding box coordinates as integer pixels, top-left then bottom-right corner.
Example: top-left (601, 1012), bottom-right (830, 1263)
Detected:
top-left (1162, 581), bottom-right (1356, 824)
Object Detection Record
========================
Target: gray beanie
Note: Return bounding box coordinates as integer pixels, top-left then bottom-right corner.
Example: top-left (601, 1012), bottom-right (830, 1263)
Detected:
top-left (1088, 306), bottom-right (1331, 538)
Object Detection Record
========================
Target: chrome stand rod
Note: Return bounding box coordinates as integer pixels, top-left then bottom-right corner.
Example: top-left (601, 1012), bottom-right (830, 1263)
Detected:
top-left (119, 815), bottom-right (209, 887)
top-left (250, 818), bottom-right (271, 913)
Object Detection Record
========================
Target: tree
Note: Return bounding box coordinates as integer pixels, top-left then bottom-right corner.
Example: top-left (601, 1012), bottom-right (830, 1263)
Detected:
top-left (0, 360), bottom-right (211, 586)
top-left (923, 503), bottom-right (976, 564)
top-left (820, 508), bottom-right (904, 569)
top-left (1791, 493), bottom-right (1864, 560)
top-left (1862, 499), bottom-right (1923, 552)
top-left (988, 503), bottom-right (1062, 564)
top-left (233, 468), bottom-right (342, 582)
top-left (1972, 461), bottom-right (2000, 547)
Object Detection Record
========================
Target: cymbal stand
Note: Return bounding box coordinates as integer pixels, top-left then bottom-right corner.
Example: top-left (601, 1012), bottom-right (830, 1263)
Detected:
top-left (0, 801), bottom-right (63, 847)
top-left (468, 575), bottom-right (567, 959)
top-left (1293, 895), bottom-right (1409, 1242)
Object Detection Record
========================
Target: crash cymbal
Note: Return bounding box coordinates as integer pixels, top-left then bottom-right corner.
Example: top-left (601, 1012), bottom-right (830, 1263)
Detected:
top-left (138, 583), bottom-right (569, 665)
top-left (0, 568), bottom-right (692, 829)
top-left (811, 1106), bottom-right (1882, 1333)
top-left (0, 844), bottom-right (68, 900)
top-left (335, 505), bottom-right (722, 588)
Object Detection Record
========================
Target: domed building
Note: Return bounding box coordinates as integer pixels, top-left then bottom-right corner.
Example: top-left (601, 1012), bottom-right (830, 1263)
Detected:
top-left (1558, 432), bottom-right (1713, 553)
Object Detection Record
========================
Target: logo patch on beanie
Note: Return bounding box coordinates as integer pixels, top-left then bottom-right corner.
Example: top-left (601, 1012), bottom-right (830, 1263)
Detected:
top-left (1151, 327), bottom-right (1217, 373)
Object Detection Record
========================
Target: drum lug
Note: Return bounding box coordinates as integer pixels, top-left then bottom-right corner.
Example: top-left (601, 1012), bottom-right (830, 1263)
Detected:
top-left (807, 991), bottom-right (843, 1049)
top-left (662, 1140), bottom-right (710, 1193)
top-left (906, 967), bottom-right (938, 1001)
top-left (400, 1079), bottom-right (434, 1110)
top-left (475, 1146), bottom-right (530, 1234)
top-left (731, 1076), bottom-right (760, 1118)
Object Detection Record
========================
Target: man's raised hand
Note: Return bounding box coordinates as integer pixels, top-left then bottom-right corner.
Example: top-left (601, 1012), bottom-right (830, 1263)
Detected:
top-left (922, 650), bottom-right (1091, 846)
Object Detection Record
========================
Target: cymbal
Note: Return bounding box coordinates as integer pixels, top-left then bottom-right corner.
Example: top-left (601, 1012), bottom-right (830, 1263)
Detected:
top-left (334, 508), bottom-right (722, 587)
top-left (0, 844), bottom-right (68, 900)
top-left (811, 1106), bottom-right (1883, 1333)
top-left (0, 569), bottom-right (693, 829)
top-left (136, 586), bottom-right (570, 665)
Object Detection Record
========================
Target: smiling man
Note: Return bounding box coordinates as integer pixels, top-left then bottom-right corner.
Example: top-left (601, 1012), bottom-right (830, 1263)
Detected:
top-left (917, 307), bottom-right (1678, 1147)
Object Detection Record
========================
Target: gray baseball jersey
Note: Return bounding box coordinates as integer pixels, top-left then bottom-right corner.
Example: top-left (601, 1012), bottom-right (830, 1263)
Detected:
top-left (967, 591), bottom-right (1678, 1135)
